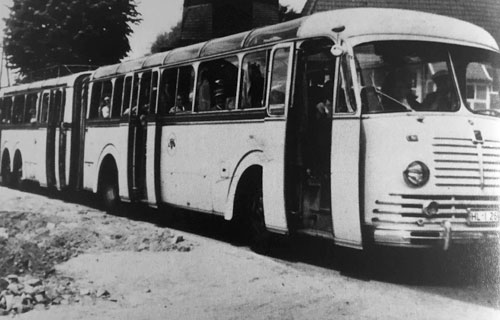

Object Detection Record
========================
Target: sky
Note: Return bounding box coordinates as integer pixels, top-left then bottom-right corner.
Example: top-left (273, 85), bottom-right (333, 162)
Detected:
top-left (0, 0), bottom-right (307, 86)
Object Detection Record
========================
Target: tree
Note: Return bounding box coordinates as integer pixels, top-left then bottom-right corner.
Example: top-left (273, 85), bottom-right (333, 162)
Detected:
top-left (279, 4), bottom-right (301, 22)
top-left (149, 3), bottom-right (302, 55)
top-left (150, 21), bottom-right (182, 54)
top-left (3, 0), bottom-right (141, 79)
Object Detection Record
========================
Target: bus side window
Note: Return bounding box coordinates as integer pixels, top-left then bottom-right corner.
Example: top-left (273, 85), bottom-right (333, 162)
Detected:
top-left (269, 47), bottom-right (291, 115)
top-left (51, 89), bottom-right (64, 123)
top-left (138, 71), bottom-right (152, 116)
top-left (112, 77), bottom-right (124, 118)
top-left (159, 68), bottom-right (177, 115)
top-left (129, 74), bottom-right (140, 116)
top-left (12, 95), bottom-right (25, 124)
top-left (240, 51), bottom-right (268, 109)
top-left (1, 97), bottom-right (13, 123)
top-left (122, 77), bottom-right (133, 117)
top-left (149, 71), bottom-right (159, 114)
top-left (196, 56), bottom-right (239, 112)
top-left (25, 93), bottom-right (38, 123)
top-left (89, 82), bottom-right (102, 119)
top-left (40, 93), bottom-right (49, 123)
top-left (177, 66), bottom-right (195, 113)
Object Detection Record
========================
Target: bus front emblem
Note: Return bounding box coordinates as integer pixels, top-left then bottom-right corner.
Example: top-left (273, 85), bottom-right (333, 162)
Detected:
top-left (167, 133), bottom-right (177, 156)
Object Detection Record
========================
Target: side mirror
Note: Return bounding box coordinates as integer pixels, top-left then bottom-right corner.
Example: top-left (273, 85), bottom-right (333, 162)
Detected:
top-left (330, 44), bottom-right (345, 57)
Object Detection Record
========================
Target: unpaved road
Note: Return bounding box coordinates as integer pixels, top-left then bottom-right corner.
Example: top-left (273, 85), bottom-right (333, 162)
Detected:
top-left (0, 186), bottom-right (498, 320)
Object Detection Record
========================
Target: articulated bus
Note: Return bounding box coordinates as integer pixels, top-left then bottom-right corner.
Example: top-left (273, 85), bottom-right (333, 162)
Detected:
top-left (1, 8), bottom-right (500, 251)
top-left (0, 73), bottom-right (89, 191)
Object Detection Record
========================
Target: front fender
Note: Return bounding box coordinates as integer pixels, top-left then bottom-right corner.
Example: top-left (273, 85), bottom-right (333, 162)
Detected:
top-left (93, 144), bottom-right (123, 194)
top-left (223, 150), bottom-right (264, 221)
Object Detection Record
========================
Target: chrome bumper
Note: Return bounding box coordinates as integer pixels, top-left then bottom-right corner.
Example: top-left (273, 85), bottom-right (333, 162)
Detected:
top-left (371, 222), bottom-right (500, 250)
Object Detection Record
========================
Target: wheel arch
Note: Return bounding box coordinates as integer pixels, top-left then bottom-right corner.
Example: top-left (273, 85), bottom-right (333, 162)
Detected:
top-left (97, 153), bottom-right (119, 193)
top-left (223, 150), bottom-right (264, 221)
top-left (92, 144), bottom-right (121, 193)
top-left (1, 148), bottom-right (11, 174)
top-left (13, 149), bottom-right (23, 178)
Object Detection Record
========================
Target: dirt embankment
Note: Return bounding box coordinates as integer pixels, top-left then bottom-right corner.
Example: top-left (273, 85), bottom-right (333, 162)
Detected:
top-left (0, 190), bottom-right (192, 316)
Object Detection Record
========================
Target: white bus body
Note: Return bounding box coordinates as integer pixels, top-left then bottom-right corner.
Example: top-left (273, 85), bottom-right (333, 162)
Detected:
top-left (0, 72), bottom-right (90, 191)
top-left (2, 8), bottom-right (499, 251)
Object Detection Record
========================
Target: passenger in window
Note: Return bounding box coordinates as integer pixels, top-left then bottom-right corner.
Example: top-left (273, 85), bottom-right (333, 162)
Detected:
top-left (197, 69), bottom-right (211, 111)
top-left (169, 95), bottom-right (186, 114)
top-left (421, 70), bottom-right (453, 111)
top-left (99, 96), bottom-right (111, 119)
top-left (123, 105), bottom-right (138, 116)
top-left (212, 86), bottom-right (226, 111)
top-left (381, 67), bottom-right (420, 111)
top-left (315, 76), bottom-right (334, 118)
top-left (248, 63), bottom-right (264, 108)
top-left (29, 108), bottom-right (37, 124)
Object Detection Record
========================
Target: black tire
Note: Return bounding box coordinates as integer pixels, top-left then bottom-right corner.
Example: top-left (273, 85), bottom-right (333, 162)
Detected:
top-left (11, 158), bottom-right (22, 189)
top-left (0, 157), bottom-right (11, 187)
top-left (100, 178), bottom-right (120, 213)
top-left (246, 182), bottom-right (270, 253)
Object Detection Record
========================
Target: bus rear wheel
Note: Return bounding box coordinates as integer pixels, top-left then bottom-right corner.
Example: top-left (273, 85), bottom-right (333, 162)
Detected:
top-left (11, 154), bottom-right (23, 189)
top-left (100, 179), bottom-right (120, 212)
top-left (1, 156), bottom-right (11, 187)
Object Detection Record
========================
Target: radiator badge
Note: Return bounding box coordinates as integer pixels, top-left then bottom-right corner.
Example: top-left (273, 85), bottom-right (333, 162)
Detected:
top-left (167, 133), bottom-right (177, 156)
top-left (473, 130), bottom-right (485, 189)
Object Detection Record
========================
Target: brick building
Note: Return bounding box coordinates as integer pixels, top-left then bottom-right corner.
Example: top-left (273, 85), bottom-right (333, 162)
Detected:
top-left (302, 0), bottom-right (500, 45)
top-left (181, 0), bottom-right (279, 44)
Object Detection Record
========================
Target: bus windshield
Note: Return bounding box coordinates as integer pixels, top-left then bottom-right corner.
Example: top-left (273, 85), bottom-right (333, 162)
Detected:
top-left (354, 41), bottom-right (500, 116)
top-left (451, 45), bottom-right (500, 117)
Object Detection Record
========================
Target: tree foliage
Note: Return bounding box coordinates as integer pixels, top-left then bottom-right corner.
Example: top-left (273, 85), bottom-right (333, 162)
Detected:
top-left (150, 21), bottom-right (182, 54)
top-left (3, 0), bottom-right (141, 78)
top-left (279, 4), bottom-right (301, 22)
top-left (150, 4), bottom-right (301, 54)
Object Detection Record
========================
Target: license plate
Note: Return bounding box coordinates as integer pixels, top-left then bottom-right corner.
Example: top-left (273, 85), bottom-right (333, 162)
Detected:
top-left (467, 210), bottom-right (500, 225)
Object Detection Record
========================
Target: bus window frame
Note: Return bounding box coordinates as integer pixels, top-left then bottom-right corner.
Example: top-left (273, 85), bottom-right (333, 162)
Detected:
top-left (40, 91), bottom-right (50, 124)
top-left (335, 45), bottom-right (362, 119)
top-left (111, 76), bottom-right (125, 119)
top-left (266, 42), bottom-right (295, 117)
top-left (195, 55), bottom-right (240, 113)
top-left (239, 49), bottom-right (269, 111)
top-left (1, 95), bottom-right (13, 124)
top-left (160, 63), bottom-right (197, 116)
top-left (121, 75), bottom-right (133, 120)
top-left (149, 70), bottom-right (159, 116)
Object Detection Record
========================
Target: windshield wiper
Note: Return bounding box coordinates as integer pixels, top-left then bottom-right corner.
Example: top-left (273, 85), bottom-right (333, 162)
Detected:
top-left (474, 109), bottom-right (500, 117)
top-left (373, 88), bottom-right (415, 112)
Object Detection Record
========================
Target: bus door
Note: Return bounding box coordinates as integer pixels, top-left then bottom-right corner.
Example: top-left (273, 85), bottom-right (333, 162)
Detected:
top-left (68, 75), bottom-right (89, 191)
top-left (263, 43), bottom-right (295, 233)
top-left (54, 88), bottom-right (68, 190)
top-left (45, 89), bottom-right (58, 188)
top-left (286, 38), bottom-right (335, 237)
top-left (127, 72), bottom-right (148, 202)
top-left (45, 88), bottom-right (65, 189)
top-left (329, 53), bottom-right (362, 249)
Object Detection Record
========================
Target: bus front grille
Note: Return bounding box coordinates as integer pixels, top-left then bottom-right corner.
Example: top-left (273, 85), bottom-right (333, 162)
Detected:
top-left (373, 194), bottom-right (500, 220)
top-left (432, 137), bottom-right (500, 188)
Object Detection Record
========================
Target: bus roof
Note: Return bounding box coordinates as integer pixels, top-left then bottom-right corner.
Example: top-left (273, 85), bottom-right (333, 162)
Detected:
top-left (298, 8), bottom-right (498, 50)
top-left (92, 7), bottom-right (498, 80)
top-left (0, 71), bottom-right (91, 96)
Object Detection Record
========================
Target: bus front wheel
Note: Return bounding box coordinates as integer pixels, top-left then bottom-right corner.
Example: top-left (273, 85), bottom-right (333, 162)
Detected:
top-left (247, 185), bottom-right (270, 253)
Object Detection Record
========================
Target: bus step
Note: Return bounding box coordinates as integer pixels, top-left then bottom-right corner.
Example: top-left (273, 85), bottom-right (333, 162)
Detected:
top-left (311, 208), bottom-right (331, 215)
top-left (296, 228), bottom-right (334, 240)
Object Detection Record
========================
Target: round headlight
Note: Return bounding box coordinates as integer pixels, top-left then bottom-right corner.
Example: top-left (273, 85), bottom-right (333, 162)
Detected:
top-left (403, 161), bottom-right (430, 187)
